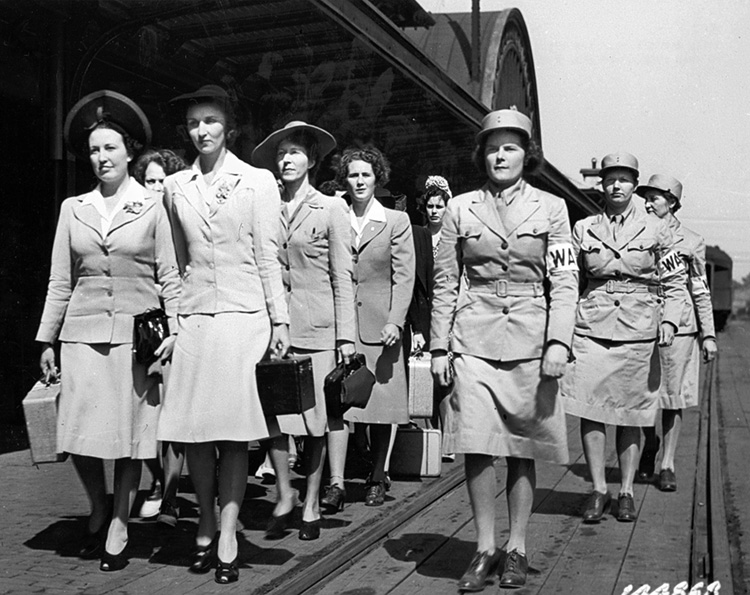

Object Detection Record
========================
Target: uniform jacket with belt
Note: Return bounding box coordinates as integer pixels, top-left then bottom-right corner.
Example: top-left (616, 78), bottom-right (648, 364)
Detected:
top-left (163, 151), bottom-right (288, 324)
top-left (664, 215), bottom-right (716, 339)
top-left (573, 202), bottom-right (686, 341)
top-left (36, 179), bottom-right (180, 344)
top-left (351, 202), bottom-right (415, 345)
top-left (406, 225), bottom-right (434, 348)
top-left (279, 188), bottom-right (355, 350)
top-left (431, 180), bottom-right (579, 362)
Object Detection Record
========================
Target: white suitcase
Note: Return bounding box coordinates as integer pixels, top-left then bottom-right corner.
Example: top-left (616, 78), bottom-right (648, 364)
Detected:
top-left (408, 351), bottom-right (433, 418)
top-left (389, 426), bottom-right (442, 477)
top-left (22, 380), bottom-right (66, 464)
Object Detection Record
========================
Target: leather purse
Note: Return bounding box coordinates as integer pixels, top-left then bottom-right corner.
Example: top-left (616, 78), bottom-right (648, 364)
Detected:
top-left (255, 356), bottom-right (316, 416)
top-left (133, 308), bottom-right (170, 365)
top-left (324, 353), bottom-right (376, 417)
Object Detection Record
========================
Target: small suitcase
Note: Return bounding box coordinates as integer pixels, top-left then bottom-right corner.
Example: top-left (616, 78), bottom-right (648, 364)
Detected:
top-left (255, 356), bottom-right (316, 416)
top-left (389, 426), bottom-right (442, 477)
top-left (408, 351), bottom-right (433, 418)
top-left (22, 380), bottom-right (66, 464)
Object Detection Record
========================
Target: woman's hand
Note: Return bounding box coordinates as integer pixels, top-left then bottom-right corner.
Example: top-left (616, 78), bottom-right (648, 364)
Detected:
top-left (659, 322), bottom-right (677, 347)
top-left (380, 323), bottom-right (401, 348)
top-left (154, 335), bottom-right (177, 363)
top-left (412, 331), bottom-right (426, 353)
top-left (542, 342), bottom-right (569, 378)
top-left (271, 324), bottom-right (291, 359)
top-left (39, 343), bottom-right (58, 384)
top-left (336, 340), bottom-right (356, 364)
top-left (702, 337), bottom-right (718, 362)
top-left (431, 351), bottom-right (452, 387)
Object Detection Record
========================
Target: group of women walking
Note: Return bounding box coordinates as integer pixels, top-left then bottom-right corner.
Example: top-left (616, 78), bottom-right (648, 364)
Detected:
top-left (36, 83), bottom-right (716, 591)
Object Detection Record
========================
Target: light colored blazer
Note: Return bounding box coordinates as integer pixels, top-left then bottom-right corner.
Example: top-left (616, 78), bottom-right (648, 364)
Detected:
top-left (36, 179), bottom-right (180, 344)
top-left (280, 189), bottom-right (355, 350)
top-left (352, 203), bottom-right (415, 344)
top-left (431, 180), bottom-right (578, 361)
top-left (163, 151), bottom-right (289, 324)
top-left (666, 216), bottom-right (716, 339)
top-left (573, 202), bottom-right (686, 341)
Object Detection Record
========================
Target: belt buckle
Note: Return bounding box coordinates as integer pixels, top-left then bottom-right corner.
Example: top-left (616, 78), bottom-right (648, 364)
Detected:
top-left (605, 279), bottom-right (615, 293)
top-left (495, 279), bottom-right (508, 297)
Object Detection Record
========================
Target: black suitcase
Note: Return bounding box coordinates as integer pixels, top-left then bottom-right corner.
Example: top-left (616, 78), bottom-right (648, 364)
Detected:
top-left (255, 356), bottom-right (315, 416)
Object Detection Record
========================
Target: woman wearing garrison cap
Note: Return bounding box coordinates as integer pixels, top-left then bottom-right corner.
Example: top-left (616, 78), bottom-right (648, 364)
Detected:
top-left (636, 174), bottom-right (717, 492)
top-left (431, 108), bottom-right (578, 589)
top-left (560, 154), bottom-right (686, 525)
top-left (36, 90), bottom-right (180, 571)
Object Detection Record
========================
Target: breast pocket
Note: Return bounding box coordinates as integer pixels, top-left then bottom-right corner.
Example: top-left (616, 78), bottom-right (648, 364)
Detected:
top-left (625, 242), bottom-right (655, 273)
top-left (301, 233), bottom-right (328, 259)
top-left (516, 219), bottom-right (549, 254)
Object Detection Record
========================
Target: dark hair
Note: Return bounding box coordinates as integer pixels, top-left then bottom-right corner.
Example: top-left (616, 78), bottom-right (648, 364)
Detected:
top-left (185, 97), bottom-right (240, 148)
top-left (336, 145), bottom-right (391, 187)
top-left (279, 129), bottom-right (321, 173)
top-left (88, 121), bottom-right (143, 158)
top-left (668, 193), bottom-right (681, 213)
top-left (318, 179), bottom-right (341, 196)
top-left (471, 131), bottom-right (543, 177)
top-left (132, 148), bottom-right (189, 185)
top-left (418, 187), bottom-right (450, 213)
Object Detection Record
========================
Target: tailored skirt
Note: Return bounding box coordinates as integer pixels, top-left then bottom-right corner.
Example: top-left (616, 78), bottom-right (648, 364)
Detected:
top-left (443, 353), bottom-right (568, 464)
top-left (58, 342), bottom-right (160, 459)
top-left (658, 333), bottom-right (700, 409)
top-left (158, 311), bottom-right (278, 443)
top-left (561, 334), bottom-right (660, 426)
top-left (277, 348), bottom-right (337, 437)
top-left (344, 338), bottom-right (409, 425)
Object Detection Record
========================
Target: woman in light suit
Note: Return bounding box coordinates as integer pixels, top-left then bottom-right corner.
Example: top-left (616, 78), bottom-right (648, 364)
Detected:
top-left (37, 91), bottom-right (180, 571)
top-left (637, 174), bottom-right (717, 491)
top-left (327, 146), bottom-right (415, 508)
top-left (251, 121), bottom-right (355, 540)
top-left (431, 109), bottom-right (578, 589)
top-left (157, 85), bottom-right (290, 585)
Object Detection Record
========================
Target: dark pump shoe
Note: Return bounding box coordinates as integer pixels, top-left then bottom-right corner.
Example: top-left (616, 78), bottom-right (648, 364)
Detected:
top-left (189, 538), bottom-right (216, 574)
top-left (637, 436), bottom-right (661, 481)
top-left (320, 485), bottom-right (346, 513)
top-left (457, 548), bottom-right (501, 592)
top-left (299, 519), bottom-right (321, 541)
top-left (214, 557), bottom-right (239, 584)
top-left (100, 549), bottom-right (128, 572)
top-left (364, 481), bottom-right (386, 507)
top-left (499, 549), bottom-right (529, 589)
top-left (582, 491), bottom-right (611, 523)
top-left (265, 511), bottom-right (292, 540)
top-left (617, 493), bottom-right (637, 522)
top-left (659, 469), bottom-right (677, 492)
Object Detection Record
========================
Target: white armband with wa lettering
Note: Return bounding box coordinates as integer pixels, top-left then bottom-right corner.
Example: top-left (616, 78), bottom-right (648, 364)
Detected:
top-left (546, 242), bottom-right (577, 273)
top-left (659, 250), bottom-right (684, 277)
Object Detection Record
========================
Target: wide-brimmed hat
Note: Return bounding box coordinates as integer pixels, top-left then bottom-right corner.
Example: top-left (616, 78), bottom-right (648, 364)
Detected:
top-left (636, 173), bottom-right (683, 202)
top-left (599, 152), bottom-right (639, 178)
top-left (64, 90), bottom-right (151, 159)
top-left (169, 84), bottom-right (231, 105)
top-left (251, 121), bottom-right (337, 172)
top-left (476, 108), bottom-right (532, 143)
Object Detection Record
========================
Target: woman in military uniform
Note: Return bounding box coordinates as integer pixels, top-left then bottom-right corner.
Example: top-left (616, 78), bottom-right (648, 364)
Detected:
top-left (431, 109), bottom-right (578, 590)
top-left (636, 174), bottom-right (717, 492)
top-left (561, 154), bottom-right (686, 524)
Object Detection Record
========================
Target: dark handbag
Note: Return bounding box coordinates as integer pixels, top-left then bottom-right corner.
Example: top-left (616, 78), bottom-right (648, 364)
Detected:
top-left (132, 308), bottom-right (170, 365)
top-left (255, 356), bottom-right (316, 416)
top-left (324, 353), bottom-right (376, 417)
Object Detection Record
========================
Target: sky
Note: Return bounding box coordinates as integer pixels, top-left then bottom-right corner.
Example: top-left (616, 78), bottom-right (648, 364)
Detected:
top-left (421, 0), bottom-right (750, 281)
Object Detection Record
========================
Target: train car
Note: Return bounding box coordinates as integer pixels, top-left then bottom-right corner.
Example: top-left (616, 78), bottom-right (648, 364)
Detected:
top-left (705, 245), bottom-right (733, 331)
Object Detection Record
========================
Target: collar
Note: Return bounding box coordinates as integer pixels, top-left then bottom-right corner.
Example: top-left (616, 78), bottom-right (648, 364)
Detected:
top-left (350, 198), bottom-right (386, 222)
top-left (605, 199), bottom-right (636, 223)
top-left (488, 178), bottom-right (525, 205)
top-left (187, 150), bottom-right (244, 182)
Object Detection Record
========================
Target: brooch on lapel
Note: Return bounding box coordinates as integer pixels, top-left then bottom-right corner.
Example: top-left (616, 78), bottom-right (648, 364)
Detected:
top-left (123, 201), bottom-right (144, 215)
top-left (215, 179), bottom-right (234, 204)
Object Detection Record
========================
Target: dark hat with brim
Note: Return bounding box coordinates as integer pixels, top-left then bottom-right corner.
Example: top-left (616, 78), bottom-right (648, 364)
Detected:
top-left (169, 84), bottom-right (231, 105)
top-left (64, 90), bottom-right (151, 159)
top-left (251, 121), bottom-right (336, 172)
top-left (636, 173), bottom-right (683, 203)
top-left (599, 152), bottom-right (639, 178)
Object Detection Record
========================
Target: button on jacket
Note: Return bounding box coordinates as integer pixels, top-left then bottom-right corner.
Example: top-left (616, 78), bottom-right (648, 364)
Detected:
top-left (573, 203), bottom-right (686, 341)
top-left (665, 216), bottom-right (716, 339)
top-left (279, 188), bottom-right (355, 349)
top-left (36, 179), bottom-right (180, 344)
top-left (163, 151), bottom-right (288, 324)
top-left (431, 180), bottom-right (578, 361)
top-left (351, 202), bottom-right (415, 344)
